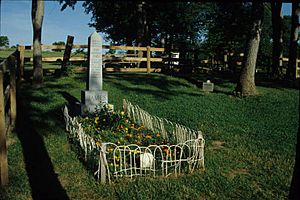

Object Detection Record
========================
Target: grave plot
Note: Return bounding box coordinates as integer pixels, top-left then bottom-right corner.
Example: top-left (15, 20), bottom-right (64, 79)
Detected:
top-left (63, 31), bottom-right (204, 184)
top-left (63, 99), bottom-right (205, 184)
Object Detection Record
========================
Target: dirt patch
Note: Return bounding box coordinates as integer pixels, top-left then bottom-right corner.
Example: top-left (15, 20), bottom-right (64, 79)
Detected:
top-left (209, 140), bottom-right (226, 150)
top-left (225, 168), bottom-right (250, 179)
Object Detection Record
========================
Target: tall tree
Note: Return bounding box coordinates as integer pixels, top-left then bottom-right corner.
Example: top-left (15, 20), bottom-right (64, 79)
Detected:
top-left (203, 3), bottom-right (252, 55)
top-left (136, 1), bottom-right (145, 67)
top-left (60, 1), bottom-right (203, 49)
top-left (271, 2), bottom-right (283, 79)
top-left (235, 2), bottom-right (264, 96)
top-left (286, 2), bottom-right (300, 81)
top-left (32, 0), bottom-right (44, 87)
top-left (136, 2), bottom-right (146, 47)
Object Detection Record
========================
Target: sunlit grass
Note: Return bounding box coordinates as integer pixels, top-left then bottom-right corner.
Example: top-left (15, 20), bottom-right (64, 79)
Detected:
top-left (1, 64), bottom-right (298, 199)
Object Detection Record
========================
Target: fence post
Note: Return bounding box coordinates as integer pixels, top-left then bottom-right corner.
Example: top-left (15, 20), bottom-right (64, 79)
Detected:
top-left (17, 46), bottom-right (25, 80)
top-left (224, 54), bottom-right (228, 70)
top-left (100, 143), bottom-right (107, 184)
top-left (61, 35), bottom-right (74, 73)
top-left (296, 59), bottom-right (299, 78)
top-left (122, 97), bottom-right (127, 113)
top-left (147, 46), bottom-right (151, 73)
top-left (8, 56), bottom-right (17, 127)
top-left (0, 71), bottom-right (8, 186)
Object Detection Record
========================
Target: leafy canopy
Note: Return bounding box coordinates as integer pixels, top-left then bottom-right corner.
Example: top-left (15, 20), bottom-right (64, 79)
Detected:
top-left (0, 36), bottom-right (9, 48)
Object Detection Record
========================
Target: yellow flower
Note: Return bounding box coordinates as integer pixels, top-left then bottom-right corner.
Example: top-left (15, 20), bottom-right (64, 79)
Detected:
top-left (130, 150), bottom-right (140, 154)
top-left (145, 135), bottom-right (152, 139)
top-left (96, 141), bottom-right (101, 146)
top-left (125, 127), bottom-right (128, 132)
top-left (120, 111), bottom-right (125, 116)
top-left (156, 133), bottom-right (161, 137)
top-left (117, 141), bottom-right (120, 145)
top-left (94, 117), bottom-right (100, 124)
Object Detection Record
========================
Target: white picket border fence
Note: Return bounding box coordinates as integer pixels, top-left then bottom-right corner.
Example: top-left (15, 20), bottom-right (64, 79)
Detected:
top-left (63, 101), bottom-right (205, 184)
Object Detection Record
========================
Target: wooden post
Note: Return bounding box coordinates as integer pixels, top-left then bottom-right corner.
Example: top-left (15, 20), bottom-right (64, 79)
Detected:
top-left (296, 59), bottom-right (299, 78)
top-left (8, 56), bottom-right (17, 127)
top-left (61, 35), bottom-right (74, 73)
top-left (122, 97), bottom-right (127, 113)
top-left (147, 46), bottom-right (151, 73)
top-left (211, 55), bottom-right (214, 69)
top-left (100, 144), bottom-right (106, 184)
top-left (0, 71), bottom-right (8, 186)
top-left (17, 46), bottom-right (25, 80)
top-left (224, 54), bottom-right (228, 70)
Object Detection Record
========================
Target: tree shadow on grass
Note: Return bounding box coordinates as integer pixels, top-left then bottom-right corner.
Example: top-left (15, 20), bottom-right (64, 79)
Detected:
top-left (16, 99), bottom-right (69, 200)
top-left (58, 91), bottom-right (81, 116)
top-left (103, 73), bottom-right (203, 101)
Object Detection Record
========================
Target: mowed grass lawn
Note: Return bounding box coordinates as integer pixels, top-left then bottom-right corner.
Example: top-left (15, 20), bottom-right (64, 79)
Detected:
top-left (0, 63), bottom-right (299, 199)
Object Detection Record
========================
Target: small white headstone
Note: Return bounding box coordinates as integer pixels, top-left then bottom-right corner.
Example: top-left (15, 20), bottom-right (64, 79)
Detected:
top-left (202, 80), bottom-right (214, 92)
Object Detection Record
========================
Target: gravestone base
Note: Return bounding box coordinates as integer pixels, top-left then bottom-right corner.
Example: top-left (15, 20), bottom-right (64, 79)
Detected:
top-left (81, 90), bottom-right (108, 115)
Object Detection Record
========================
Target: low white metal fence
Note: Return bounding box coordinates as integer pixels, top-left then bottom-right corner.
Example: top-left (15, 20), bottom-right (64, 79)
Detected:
top-left (63, 101), bottom-right (205, 184)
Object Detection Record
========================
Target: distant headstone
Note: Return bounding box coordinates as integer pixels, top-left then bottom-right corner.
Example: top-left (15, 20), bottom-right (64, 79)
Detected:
top-left (81, 32), bottom-right (108, 114)
top-left (202, 80), bottom-right (214, 92)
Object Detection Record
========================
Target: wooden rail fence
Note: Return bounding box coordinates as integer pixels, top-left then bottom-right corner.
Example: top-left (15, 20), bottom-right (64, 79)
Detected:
top-left (0, 51), bottom-right (18, 186)
top-left (15, 44), bottom-right (300, 78)
top-left (17, 44), bottom-right (165, 74)
top-left (200, 53), bottom-right (300, 78)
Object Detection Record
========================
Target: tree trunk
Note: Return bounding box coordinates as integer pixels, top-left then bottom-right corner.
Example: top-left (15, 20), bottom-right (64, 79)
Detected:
top-left (235, 2), bottom-right (264, 96)
top-left (142, 3), bottom-right (150, 47)
top-left (136, 2), bottom-right (144, 68)
top-left (32, 0), bottom-right (44, 87)
top-left (167, 31), bottom-right (174, 69)
top-left (271, 2), bottom-right (283, 79)
top-left (286, 3), bottom-right (300, 80)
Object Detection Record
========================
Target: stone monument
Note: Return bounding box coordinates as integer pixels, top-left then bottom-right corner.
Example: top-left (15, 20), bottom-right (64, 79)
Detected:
top-left (81, 32), bottom-right (108, 114)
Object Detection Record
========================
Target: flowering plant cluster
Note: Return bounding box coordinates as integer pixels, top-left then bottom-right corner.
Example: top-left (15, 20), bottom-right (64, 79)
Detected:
top-left (71, 105), bottom-right (194, 177)
top-left (77, 106), bottom-right (168, 147)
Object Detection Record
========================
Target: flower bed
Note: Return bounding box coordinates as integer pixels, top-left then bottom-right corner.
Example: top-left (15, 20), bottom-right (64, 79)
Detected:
top-left (63, 101), bottom-right (205, 184)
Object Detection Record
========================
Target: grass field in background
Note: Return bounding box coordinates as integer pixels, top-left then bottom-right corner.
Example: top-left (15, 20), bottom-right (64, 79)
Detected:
top-left (0, 62), bottom-right (299, 199)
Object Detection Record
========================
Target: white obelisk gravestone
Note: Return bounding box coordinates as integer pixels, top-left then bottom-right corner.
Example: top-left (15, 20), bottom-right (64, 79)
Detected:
top-left (81, 32), bottom-right (108, 114)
